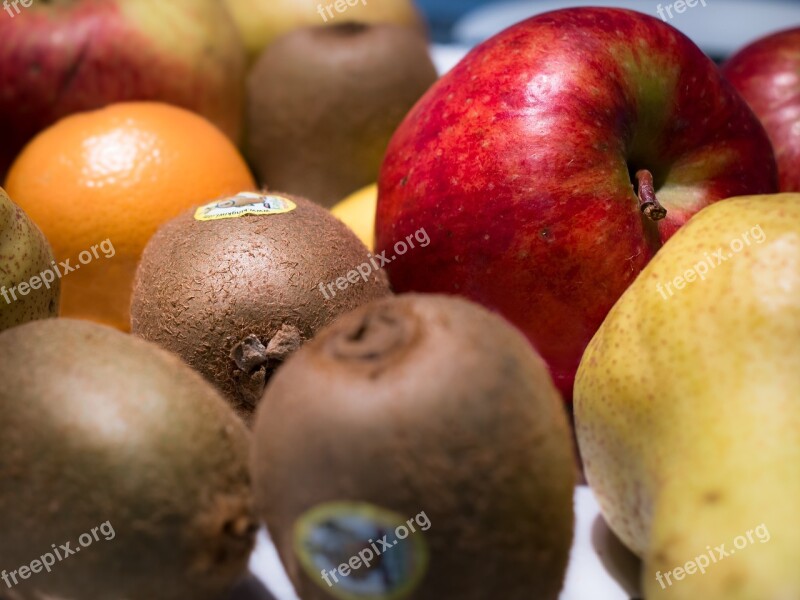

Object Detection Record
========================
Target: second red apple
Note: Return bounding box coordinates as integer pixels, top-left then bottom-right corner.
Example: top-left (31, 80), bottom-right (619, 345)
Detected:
top-left (724, 27), bottom-right (800, 192)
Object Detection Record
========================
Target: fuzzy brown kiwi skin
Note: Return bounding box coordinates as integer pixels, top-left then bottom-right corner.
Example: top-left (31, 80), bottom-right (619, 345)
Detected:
top-left (252, 294), bottom-right (577, 600)
top-left (225, 573), bottom-right (277, 600)
top-left (130, 192), bottom-right (391, 423)
top-left (246, 23), bottom-right (438, 207)
top-left (0, 319), bottom-right (255, 600)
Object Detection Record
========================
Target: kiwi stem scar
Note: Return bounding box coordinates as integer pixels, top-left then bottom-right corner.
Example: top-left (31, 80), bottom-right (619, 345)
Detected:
top-left (636, 169), bottom-right (667, 221)
top-left (327, 309), bottom-right (415, 365)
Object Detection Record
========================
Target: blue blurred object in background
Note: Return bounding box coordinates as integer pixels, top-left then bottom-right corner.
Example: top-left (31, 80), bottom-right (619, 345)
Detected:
top-left (416, 0), bottom-right (506, 42)
top-left (418, 0), bottom-right (800, 60)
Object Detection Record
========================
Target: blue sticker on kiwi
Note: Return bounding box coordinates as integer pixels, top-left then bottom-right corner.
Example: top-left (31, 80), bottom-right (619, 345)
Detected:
top-left (194, 192), bottom-right (296, 221)
top-left (294, 502), bottom-right (430, 600)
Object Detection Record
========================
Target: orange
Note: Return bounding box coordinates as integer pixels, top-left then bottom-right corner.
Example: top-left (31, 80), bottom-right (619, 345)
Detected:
top-left (4, 102), bottom-right (256, 331)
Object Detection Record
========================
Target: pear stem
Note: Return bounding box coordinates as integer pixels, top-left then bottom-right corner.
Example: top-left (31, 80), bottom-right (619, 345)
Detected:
top-left (636, 169), bottom-right (667, 221)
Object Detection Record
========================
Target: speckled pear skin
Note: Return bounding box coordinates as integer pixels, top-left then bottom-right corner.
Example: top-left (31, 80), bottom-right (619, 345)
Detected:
top-left (0, 186), bottom-right (59, 331)
top-left (576, 194), bottom-right (800, 599)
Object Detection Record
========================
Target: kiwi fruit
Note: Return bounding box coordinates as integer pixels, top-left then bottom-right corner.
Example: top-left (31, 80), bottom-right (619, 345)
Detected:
top-left (246, 22), bottom-right (438, 207)
top-left (0, 318), bottom-right (255, 599)
top-left (251, 294), bottom-right (577, 600)
top-left (0, 187), bottom-right (59, 331)
top-left (226, 573), bottom-right (276, 600)
top-left (130, 191), bottom-right (391, 422)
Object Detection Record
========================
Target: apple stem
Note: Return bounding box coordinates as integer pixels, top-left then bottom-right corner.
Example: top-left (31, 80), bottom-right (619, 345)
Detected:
top-left (635, 169), bottom-right (667, 221)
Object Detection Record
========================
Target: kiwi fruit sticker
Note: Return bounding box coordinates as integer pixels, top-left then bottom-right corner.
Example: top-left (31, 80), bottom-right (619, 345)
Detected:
top-left (294, 502), bottom-right (429, 600)
top-left (194, 192), bottom-right (296, 221)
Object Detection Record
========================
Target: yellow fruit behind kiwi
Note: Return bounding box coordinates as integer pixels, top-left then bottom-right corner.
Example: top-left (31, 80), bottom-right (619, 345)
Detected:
top-left (225, 0), bottom-right (426, 64)
top-left (331, 183), bottom-right (378, 250)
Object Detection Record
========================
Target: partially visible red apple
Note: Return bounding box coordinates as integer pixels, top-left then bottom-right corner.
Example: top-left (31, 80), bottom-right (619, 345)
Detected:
top-left (724, 28), bottom-right (800, 192)
top-left (376, 8), bottom-right (777, 403)
top-left (0, 0), bottom-right (245, 180)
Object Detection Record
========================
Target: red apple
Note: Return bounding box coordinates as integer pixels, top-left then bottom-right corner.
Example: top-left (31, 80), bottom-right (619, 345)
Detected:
top-left (0, 0), bottom-right (245, 181)
top-left (376, 8), bottom-right (777, 402)
top-left (723, 28), bottom-right (800, 192)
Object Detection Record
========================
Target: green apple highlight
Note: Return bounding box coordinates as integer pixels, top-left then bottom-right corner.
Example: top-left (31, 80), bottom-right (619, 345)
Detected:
top-left (575, 194), bottom-right (800, 599)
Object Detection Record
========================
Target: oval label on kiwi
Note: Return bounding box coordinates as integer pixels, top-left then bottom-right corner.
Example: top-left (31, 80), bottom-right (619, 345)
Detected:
top-left (293, 502), bottom-right (429, 600)
top-left (194, 192), bottom-right (296, 221)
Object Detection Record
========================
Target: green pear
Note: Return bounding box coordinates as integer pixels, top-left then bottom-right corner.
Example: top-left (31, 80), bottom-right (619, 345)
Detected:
top-left (0, 187), bottom-right (60, 331)
top-left (575, 194), bottom-right (800, 599)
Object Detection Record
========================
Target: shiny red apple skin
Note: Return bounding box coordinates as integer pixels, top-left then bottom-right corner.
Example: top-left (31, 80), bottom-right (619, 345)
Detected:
top-left (376, 8), bottom-right (777, 402)
top-left (0, 0), bottom-right (245, 181)
top-left (724, 28), bottom-right (800, 192)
